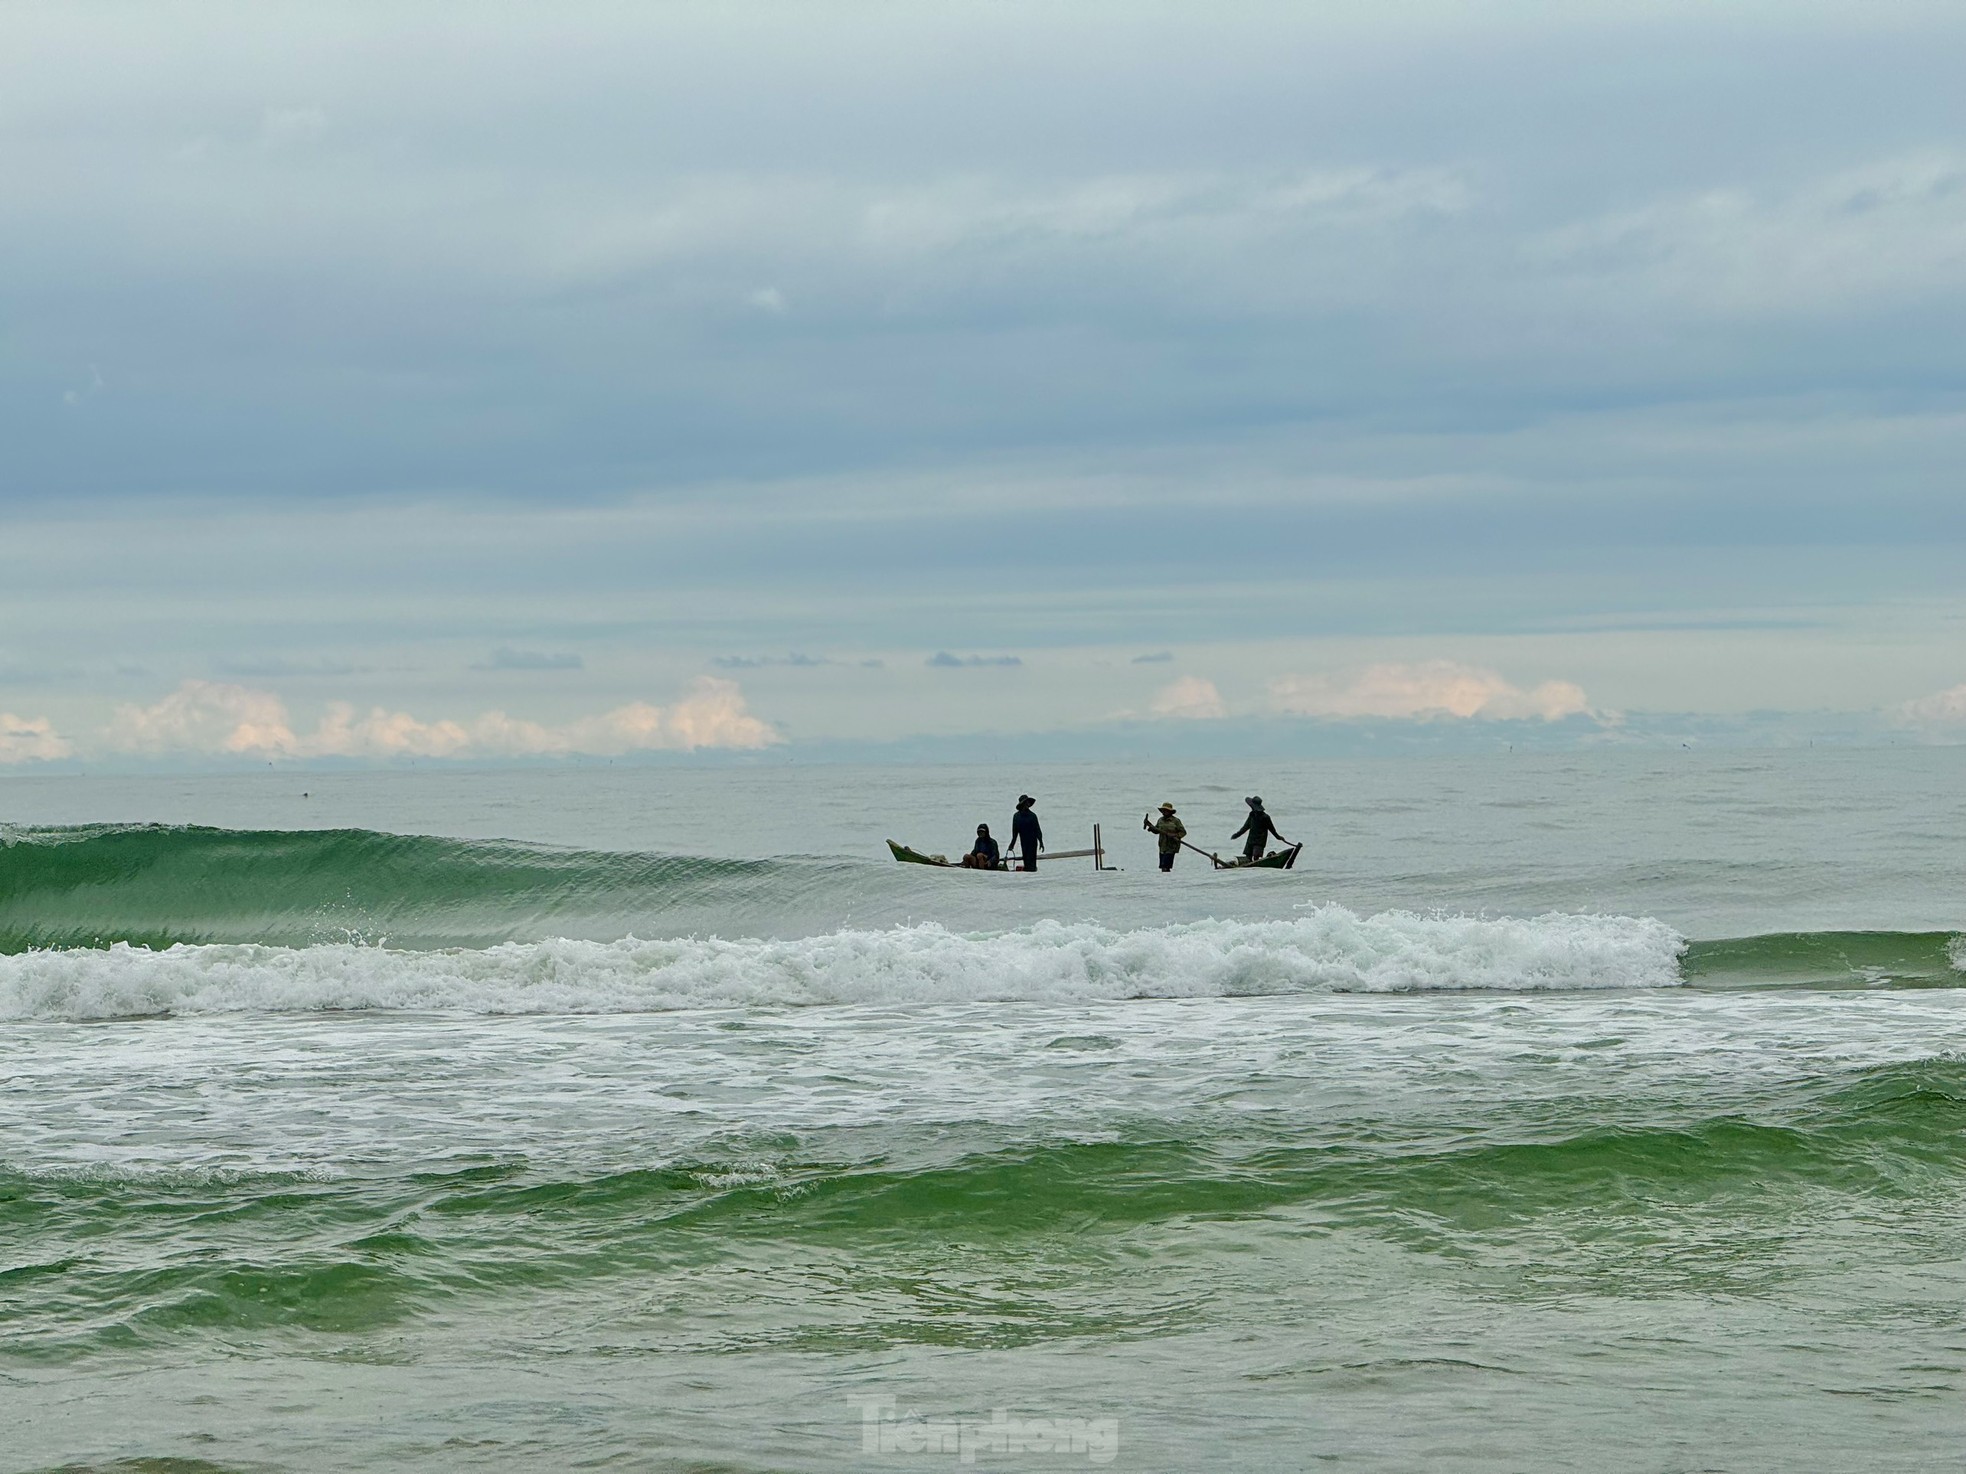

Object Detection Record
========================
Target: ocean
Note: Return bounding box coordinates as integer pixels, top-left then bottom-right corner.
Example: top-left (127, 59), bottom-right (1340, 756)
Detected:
top-left (3, 750), bottom-right (1964, 1471)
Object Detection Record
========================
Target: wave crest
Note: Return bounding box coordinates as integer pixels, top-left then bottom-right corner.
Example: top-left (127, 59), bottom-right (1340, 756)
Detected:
top-left (0, 907), bottom-right (1686, 1020)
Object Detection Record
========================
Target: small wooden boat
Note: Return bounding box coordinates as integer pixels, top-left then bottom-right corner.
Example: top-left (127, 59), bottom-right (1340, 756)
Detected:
top-left (887, 840), bottom-right (965, 867)
top-left (1214, 844), bottom-right (1302, 871)
top-left (1160, 824), bottom-right (1302, 871)
top-left (887, 827), bottom-right (1115, 870)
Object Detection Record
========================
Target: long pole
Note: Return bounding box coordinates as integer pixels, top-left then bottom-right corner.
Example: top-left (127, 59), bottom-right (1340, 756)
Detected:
top-left (1146, 813), bottom-right (1228, 868)
top-left (1177, 837), bottom-right (1226, 867)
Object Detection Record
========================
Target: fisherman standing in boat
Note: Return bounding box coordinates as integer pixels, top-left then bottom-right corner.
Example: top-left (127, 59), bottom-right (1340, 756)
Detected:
top-left (1009, 794), bottom-right (1044, 871)
top-left (1144, 802), bottom-right (1187, 871)
top-left (1231, 796), bottom-right (1290, 866)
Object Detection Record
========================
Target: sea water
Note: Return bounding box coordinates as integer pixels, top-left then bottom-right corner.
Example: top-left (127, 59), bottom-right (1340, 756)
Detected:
top-left (3, 750), bottom-right (1964, 1471)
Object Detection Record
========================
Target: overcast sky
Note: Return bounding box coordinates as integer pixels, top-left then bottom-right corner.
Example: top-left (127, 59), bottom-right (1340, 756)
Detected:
top-left (4, 0), bottom-right (1965, 764)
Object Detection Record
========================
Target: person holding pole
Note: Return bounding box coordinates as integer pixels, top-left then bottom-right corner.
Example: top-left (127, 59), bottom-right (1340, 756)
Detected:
top-left (1144, 802), bottom-right (1187, 872)
top-left (1231, 796), bottom-right (1289, 866)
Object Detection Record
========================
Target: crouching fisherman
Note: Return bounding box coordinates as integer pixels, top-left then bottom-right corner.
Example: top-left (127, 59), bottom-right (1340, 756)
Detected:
top-left (1144, 802), bottom-right (1186, 871)
top-left (961, 824), bottom-right (1002, 869)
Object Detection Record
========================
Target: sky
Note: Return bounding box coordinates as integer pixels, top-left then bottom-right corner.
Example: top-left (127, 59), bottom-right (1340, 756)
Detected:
top-left (4, 0), bottom-right (1966, 766)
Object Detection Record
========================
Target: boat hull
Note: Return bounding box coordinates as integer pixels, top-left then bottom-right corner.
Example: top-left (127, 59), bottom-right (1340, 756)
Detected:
top-left (1215, 844), bottom-right (1302, 870)
top-left (887, 840), bottom-right (1009, 869)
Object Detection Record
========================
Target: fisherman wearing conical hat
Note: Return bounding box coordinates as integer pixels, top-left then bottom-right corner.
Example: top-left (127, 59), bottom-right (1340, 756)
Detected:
top-left (1009, 794), bottom-right (1044, 872)
top-left (1231, 795), bottom-right (1290, 866)
top-left (1143, 801), bottom-right (1187, 872)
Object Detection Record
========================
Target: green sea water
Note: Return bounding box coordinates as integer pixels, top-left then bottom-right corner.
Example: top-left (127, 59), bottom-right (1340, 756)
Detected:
top-left (2, 751), bottom-right (1964, 1471)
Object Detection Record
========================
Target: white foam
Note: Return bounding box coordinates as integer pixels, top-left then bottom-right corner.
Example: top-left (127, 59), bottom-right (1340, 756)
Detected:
top-left (0, 906), bottom-right (1687, 1021)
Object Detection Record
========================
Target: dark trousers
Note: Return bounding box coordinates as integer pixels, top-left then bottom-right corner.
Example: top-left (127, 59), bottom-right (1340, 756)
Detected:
top-left (1159, 851), bottom-right (1175, 871)
top-left (1016, 849), bottom-right (1037, 871)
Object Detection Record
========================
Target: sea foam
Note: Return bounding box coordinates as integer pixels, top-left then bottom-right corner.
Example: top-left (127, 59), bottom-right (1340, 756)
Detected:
top-left (0, 906), bottom-right (1686, 1020)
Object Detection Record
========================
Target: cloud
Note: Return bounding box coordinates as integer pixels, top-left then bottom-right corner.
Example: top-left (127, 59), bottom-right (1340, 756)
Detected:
top-left (215, 656), bottom-right (361, 678)
top-left (474, 647), bottom-right (584, 671)
top-left (0, 713), bottom-right (74, 764)
top-left (1896, 683), bottom-right (1966, 730)
top-left (712, 652), bottom-right (834, 669)
top-left (640, 678), bottom-right (779, 750)
top-left (103, 677), bottom-right (778, 759)
top-left (1532, 152), bottom-right (1966, 317)
top-left (1151, 675), bottom-right (1226, 720)
top-left (1269, 662), bottom-right (1595, 722)
top-left (548, 164), bottom-right (1470, 305)
top-left (107, 680), bottom-right (302, 755)
top-left (927, 652), bottom-right (1022, 668)
top-left (1131, 651), bottom-right (1174, 664)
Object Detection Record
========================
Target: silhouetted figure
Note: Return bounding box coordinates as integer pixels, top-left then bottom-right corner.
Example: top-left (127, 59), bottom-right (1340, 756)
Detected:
top-left (963, 824), bottom-right (1002, 869)
top-left (1232, 796), bottom-right (1289, 864)
top-left (1010, 795), bottom-right (1043, 871)
top-left (1144, 802), bottom-right (1187, 871)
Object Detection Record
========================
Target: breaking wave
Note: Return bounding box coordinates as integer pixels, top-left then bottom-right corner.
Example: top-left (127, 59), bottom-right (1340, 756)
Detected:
top-left (0, 907), bottom-right (1685, 1020)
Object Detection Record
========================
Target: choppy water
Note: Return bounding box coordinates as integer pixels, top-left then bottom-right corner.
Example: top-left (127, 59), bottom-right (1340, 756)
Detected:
top-left (3, 752), bottom-right (1965, 1471)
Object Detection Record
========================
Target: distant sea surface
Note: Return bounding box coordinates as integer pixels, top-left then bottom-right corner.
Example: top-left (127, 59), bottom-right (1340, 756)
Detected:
top-left (4, 751), bottom-right (1965, 1472)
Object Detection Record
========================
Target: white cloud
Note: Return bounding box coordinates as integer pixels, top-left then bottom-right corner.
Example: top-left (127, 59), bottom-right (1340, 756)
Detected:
top-left (1531, 152), bottom-right (1966, 317)
top-left (547, 165), bottom-right (1471, 314)
top-left (858, 166), bottom-right (1467, 256)
top-left (1269, 661), bottom-right (1594, 722)
top-left (638, 678), bottom-right (779, 750)
top-left (1151, 675), bottom-right (1226, 720)
top-left (102, 677), bottom-right (779, 760)
top-left (1896, 682), bottom-right (1966, 730)
top-left (0, 713), bottom-right (74, 764)
top-left (107, 680), bottom-right (300, 755)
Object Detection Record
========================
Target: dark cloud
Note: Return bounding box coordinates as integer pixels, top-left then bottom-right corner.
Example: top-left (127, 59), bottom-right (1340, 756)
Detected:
top-left (927, 652), bottom-right (1022, 668)
top-left (1131, 651), bottom-right (1174, 664)
top-left (473, 648), bottom-right (583, 671)
top-left (216, 656), bottom-right (362, 678)
top-left (712, 653), bottom-right (836, 669)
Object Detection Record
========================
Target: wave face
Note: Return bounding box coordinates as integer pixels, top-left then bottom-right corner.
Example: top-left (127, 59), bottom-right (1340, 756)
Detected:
top-left (1683, 930), bottom-right (1966, 988)
top-left (10, 1054), bottom-right (1965, 1348)
top-left (0, 907), bottom-right (1686, 1020)
top-left (0, 823), bottom-right (813, 952)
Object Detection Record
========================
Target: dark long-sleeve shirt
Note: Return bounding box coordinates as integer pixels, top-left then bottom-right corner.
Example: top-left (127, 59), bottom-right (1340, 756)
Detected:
top-left (1232, 811), bottom-right (1282, 850)
top-left (970, 835), bottom-right (1001, 864)
top-left (1010, 809), bottom-right (1043, 855)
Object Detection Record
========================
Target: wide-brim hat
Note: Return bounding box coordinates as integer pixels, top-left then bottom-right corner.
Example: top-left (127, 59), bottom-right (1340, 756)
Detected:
top-left (1017, 794), bottom-right (1035, 805)
top-left (1246, 795), bottom-right (1263, 806)
top-left (1158, 802), bottom-right (1177, 812)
